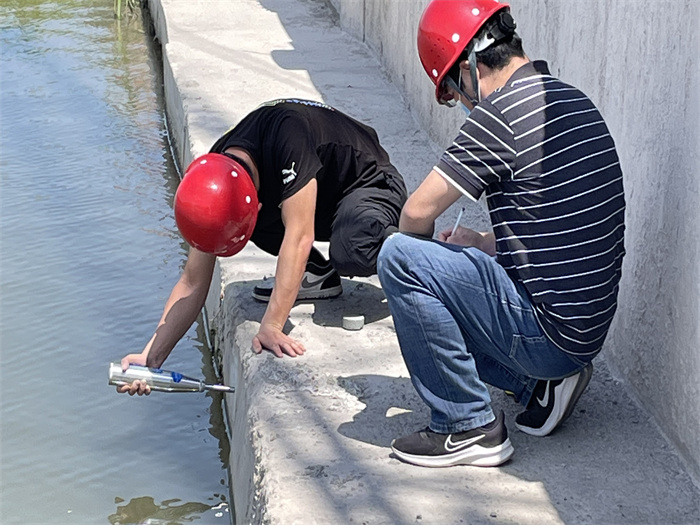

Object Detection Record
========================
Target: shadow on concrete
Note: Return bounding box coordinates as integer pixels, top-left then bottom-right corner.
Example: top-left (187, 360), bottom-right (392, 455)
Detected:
top-left (334, 365), bottom-right (700, 524)
top-left (238, 275), bottom-right (391, 329)
top-left (336, 374), bottom-right (429, 448)
top-left (260, 0), bottom-right (359, 109)
top-left (312, 278), bottom-right (390, 327)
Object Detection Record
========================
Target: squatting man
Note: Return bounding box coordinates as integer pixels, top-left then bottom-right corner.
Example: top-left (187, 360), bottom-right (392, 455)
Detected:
top-left (117, 98), bottom-right (406, 393)
top-left (377, 0), bottom-right (625, 467)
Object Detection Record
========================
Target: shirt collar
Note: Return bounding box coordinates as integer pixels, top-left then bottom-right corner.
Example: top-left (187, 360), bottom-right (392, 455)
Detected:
top-left (506, 60), bottom-right (552, 85)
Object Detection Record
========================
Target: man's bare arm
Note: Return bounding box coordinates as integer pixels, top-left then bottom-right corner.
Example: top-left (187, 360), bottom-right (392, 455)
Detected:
top-left (118, 248), bottom-right (216, 395)
top-left (400, 169), bottom-right (463, 236)
top-left (252, 179), bottom-right (318, 358)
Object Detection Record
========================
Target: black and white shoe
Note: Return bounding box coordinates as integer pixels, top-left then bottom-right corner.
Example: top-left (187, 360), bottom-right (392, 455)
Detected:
top-left (391, 411), bottom-right (514, 468)
top-left (252, 260), bottom-right (342, 302)
top-left (515, 363), bottom-right (593, 437)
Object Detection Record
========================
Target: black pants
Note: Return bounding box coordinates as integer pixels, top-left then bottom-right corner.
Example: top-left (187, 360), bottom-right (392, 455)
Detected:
top-left (252, 169), bottom-right (407, 277)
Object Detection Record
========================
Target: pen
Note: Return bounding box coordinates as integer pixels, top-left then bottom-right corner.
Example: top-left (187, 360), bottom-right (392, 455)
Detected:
top-left (451, 207), bottom-right (465, 237)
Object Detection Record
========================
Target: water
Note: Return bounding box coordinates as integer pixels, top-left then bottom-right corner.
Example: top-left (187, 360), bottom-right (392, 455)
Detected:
top-left (0, 2), bottom-right (232, 523)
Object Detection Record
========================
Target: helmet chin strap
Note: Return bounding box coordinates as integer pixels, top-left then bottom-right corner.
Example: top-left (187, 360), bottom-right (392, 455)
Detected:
top-left (444, 11), bottom-right (517, 109)
top-left (445, 36), bottom-right (487, 108)
top-left (465, 29), bottom-right (499, 106)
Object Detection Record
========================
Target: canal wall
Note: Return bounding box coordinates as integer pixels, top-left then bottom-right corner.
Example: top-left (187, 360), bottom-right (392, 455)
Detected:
top-left (144, 0), bottom-right (700, 523)
top-left (329, 0), bottom-right (700, 483)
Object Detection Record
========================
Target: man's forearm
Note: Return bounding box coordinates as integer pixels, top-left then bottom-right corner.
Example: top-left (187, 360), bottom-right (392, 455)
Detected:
top-left (399, 213), bottom-right (435, 237)
top-left (261, 236), bottom-right (313, 329)
top-left (145, 279), bottom-right (209, 367)
top-left (399, 170), bottom-right (462, 238)
top-left (140, 249), bottom-right (215, 368)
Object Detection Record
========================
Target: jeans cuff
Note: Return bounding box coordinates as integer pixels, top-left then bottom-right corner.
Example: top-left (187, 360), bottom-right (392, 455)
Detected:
top-left (430, 409), bottom-right (496, 434)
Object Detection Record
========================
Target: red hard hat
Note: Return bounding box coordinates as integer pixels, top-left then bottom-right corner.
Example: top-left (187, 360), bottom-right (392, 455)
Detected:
top-left (418, 0), bottom-right (510, 103)
top-left (174, 153), bottom-right (259, 257)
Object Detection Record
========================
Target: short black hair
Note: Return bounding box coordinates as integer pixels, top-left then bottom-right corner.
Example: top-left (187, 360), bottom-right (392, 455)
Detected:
top-left (475, 31), bottom-right (525, 70)
top-left (444, 11), bottom-right (524, 87)
top-left (452, 10), bottom-right (524, 72)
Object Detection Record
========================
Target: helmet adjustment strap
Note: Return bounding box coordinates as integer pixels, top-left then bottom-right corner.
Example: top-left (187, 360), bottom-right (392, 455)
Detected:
top-left (463, 10), bottom-right (517, 106)
top-left (485, 11), bottom-right (517, 48)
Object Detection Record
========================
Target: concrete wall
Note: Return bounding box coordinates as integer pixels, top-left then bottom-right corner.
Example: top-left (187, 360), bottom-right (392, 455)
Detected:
top-left (330, 0), bottom-right (700, 480)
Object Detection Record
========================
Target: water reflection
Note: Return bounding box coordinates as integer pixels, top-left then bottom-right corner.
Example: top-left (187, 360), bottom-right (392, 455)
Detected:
top-left (108, 496), bottom-right (229, 525)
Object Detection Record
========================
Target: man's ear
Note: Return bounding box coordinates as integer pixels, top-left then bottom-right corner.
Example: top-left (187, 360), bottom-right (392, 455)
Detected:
top-left (258, 203), bottom-right (263, 211)
top-left (459, 59), bottom-right (483, 81)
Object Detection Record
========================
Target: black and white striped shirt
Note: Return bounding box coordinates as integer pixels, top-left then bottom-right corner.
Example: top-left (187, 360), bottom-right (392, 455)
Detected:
top-left (435, 61), bottom-right (625, 356)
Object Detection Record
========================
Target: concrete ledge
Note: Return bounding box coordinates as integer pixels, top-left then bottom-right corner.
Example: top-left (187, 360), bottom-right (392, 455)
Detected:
top-left (145, 1), bottom-right (700, 523)
top-left (212, 250), bottom-right (700, 524)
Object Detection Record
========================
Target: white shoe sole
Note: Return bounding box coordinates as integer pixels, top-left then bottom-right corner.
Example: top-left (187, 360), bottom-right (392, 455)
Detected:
top-left (391, 439), bottom-right (514, 468)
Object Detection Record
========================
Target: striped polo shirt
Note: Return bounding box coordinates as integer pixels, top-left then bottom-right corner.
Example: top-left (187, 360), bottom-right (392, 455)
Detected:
top-left (435, 61), bottom-right (625, 356)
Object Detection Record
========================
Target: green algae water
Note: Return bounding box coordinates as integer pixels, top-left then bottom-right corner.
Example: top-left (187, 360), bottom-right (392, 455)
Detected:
top-left (0, 2), bottom-right (232, 523)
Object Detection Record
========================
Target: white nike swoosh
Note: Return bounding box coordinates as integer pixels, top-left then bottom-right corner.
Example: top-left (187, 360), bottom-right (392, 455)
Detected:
top-left (301, 269), bottom-right (334, 288)
top-left (444, 433), bottom-right (485, 452)
top-left (537, 381), bottom-right (550, 408)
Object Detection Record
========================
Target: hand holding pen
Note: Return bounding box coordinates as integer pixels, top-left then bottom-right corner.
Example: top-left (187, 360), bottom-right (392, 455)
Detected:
top-left (437, 207), bottom-right (465, 242)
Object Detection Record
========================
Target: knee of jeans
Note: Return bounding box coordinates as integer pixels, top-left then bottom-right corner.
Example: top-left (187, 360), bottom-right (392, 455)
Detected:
top-left (377, 233), bottom-right (411, 277)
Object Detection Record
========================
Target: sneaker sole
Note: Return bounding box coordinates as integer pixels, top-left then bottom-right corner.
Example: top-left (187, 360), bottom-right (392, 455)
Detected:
top-left (516, 364), bottom-right (593, 437)
top-left (391, 439), bottom-right (514, 468)
top-left (252, 285), bottom-right (343, 303)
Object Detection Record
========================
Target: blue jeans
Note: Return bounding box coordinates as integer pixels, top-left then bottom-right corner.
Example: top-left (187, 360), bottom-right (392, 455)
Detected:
top-left (377, 233), bottom-right (591, 434)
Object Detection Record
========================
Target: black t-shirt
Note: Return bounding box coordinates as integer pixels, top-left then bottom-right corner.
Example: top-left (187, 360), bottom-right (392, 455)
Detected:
top-left (210, 99), bottom-right (395, 243)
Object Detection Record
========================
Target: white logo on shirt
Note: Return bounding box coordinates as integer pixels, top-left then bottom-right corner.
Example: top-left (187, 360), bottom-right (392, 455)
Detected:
top-left (282, 162), bottom-right (297, 184)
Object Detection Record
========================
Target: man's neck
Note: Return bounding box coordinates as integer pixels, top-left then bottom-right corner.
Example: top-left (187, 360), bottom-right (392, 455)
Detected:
top-left (224, 147), bottom-right (260, 190)
top-left (479, 56), bottom-right (530, 98)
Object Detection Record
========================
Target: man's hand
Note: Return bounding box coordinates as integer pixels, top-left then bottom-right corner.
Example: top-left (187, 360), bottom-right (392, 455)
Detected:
top-left (438, 225), bottom-right (483, 245)
top-left (438, 226), bottom-right (496, 256)
top-left (116, 353), bottom-right (151, 396)
top-left (252, 323), bottom-right (306, 358)
top-left (251, 179), bottom-right (314, 359)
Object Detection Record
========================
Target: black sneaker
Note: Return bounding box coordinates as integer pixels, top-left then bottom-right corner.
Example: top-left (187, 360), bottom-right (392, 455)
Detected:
top-left (391, 411), bottom-right (514, 468)
top-left (515, 363), bottom-right (593, 437)
top-left (252, 260), bottom-right (342, 302)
